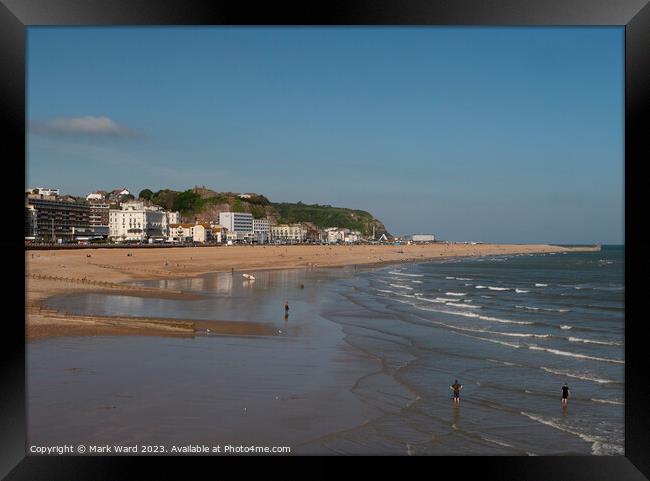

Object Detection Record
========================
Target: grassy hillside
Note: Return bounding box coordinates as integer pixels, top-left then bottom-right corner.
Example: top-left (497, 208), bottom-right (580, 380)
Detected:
top-left (272, 202), bottom-right (388, 237)
top-left (137, 187), bottom-right (389, 237)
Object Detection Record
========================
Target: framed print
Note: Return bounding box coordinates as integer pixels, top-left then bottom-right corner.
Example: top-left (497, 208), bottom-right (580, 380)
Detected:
top-left (1, 0), bottom-right (649, 479)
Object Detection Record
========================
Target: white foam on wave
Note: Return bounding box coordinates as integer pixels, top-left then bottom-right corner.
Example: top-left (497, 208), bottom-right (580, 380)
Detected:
top-left (446, 292), bottom-right (466, 296)
top-left (591, 398), bottom-right (624, 405)
top-left (475, 285), bottom-right (487, 289)
top-left (457, 332), bottom-right (521, 348)
top-left (568, 337), bottom-right (622, 347)
top-left (456, 277), bottom-right (472, 281)
top-left (560, 325), bottom-right (572, 330)
top-left (376, 289), bottom-right (394, 294)
top-left (535, 283), bottom-right (548, 287)
top-left (454, 324), bottom-right (550, 339)
top-left (487, 286), bottom-right (511, 291)
top-left (515, 289), bottom-right (529, 293)
top-left (447, 302), bottom-right (481, 309)
top-left (445, 276), bottom-right (455, 279)
top-left (529, 346), bottom-right (624, 364)
top-left (389, 271), bottom-right (424, 277)
top-left (411, 280), bottom-right (423, 284)
top-left (540, 366), bottom-right (619, 385)
top-left (516, 305), bottom-right (540, 311)
top-left (418, 297), bottom-right (446, 304)
top-left (487, 358), bottom-right (518, 367)
top-left (520, 411), bottom-right (623, 455)
top-left (389, 283), bottom-right (414, 290)
top-left (409, 302), bottom-right (532, 324)
top-left (482, 436), bottom-right (516, 450)
top-left (436, 297), bottom-right (460, 302)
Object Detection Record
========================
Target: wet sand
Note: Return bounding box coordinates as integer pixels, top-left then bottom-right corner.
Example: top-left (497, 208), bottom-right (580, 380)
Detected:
top-left (28, 268), bottom-right (383, 450)
top-left (26, 243), bottom-right (597, 341)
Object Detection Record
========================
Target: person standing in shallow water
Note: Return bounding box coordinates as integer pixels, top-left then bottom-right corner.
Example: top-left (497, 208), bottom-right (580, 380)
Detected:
top-left (561, 383), bottom-right (570, 406)
top-left (450, 380), bottom-right (462, 404)
top-left (284, 301), bottom-right (290, 318)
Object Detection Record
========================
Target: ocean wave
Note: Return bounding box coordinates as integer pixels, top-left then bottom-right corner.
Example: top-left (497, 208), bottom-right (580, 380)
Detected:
top-left (436, 297), bottom-right (461, 302)
top-left (457, 332), bottom-right (521, 348)
top-left (515, 289), bottom-right (529, 293)
top-left (409, 303), bottom-right (532, 324)
top-left (560, 325), bottom-right (572, 330)
top-left (475, 285), bottom-right (487, 289)
top-left (487, 286), bottom-right (511, 291)
top-left (445, 292), bottom-right (466, 296)
top-left (487, 358), bottom-right (518, 366)
top-left (528, 346), bottom-right (624, 364)
top-left (591, 398), bottom-right (623, 405)
top-left (445, 276), bottom-right (455, 279)
top-left (389, 271), bottom-right (424, 277)
top-left (535, 283), bottom-right (548, 287)
top-left (481, 436), bottom-right (516, 450)
top-left (520, 412), bottom-right (623, 455)
top-left (456, 277), bottom-right (472, 281)
top-left (446, 302), bottom-right (481, 309)
top-left (389, 283), bottom-right (414, 290)
top-left (418, 297), bottom-right (446, 304)
top-left (568, 337), bottom-right (622, 347)
top-left (515, 305), bottom-right (570, 313)
top-left (411, 280), bottom-right (423, 284)
top-left (540, 367), bottom-right (620, 385)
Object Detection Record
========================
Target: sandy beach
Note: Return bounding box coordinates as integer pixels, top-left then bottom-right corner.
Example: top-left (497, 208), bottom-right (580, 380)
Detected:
top-left (25, 243), bottom-right (598, 341)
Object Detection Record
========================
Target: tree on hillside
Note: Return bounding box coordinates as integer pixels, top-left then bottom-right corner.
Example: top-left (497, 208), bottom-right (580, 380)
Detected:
top-left (139, 189), bottom-right (154, 201)
top-left (172, 189), bottom-right (203, 214)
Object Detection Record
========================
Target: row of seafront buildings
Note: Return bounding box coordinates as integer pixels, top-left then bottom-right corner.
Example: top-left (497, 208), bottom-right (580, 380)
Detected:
top-left (25, 187), bottom-right (369, 245)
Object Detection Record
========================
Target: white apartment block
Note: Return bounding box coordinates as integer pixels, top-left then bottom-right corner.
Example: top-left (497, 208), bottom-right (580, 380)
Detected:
top-left (271, 224), bottom-right (306, 242)
top-left (109, 201), bottom-right (167, 242)
top-left (253, 218), bottom-right (270, 233)
top-left (219, 212), bottom-right (253, 240)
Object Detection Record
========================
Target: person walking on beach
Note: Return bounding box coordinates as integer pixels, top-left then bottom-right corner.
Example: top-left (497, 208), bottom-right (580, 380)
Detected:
top-left (450, 380), bottom-right (463, 404)
top-left (561, 383), bottom-right (570, 406)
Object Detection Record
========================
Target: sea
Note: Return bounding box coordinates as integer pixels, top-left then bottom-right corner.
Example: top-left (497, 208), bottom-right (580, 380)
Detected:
top-left (32, 245), bottom-right (624, 455)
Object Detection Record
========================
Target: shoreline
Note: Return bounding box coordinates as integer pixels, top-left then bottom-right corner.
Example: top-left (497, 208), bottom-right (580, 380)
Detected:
top-left (26, 243), bottom-right (599, 341)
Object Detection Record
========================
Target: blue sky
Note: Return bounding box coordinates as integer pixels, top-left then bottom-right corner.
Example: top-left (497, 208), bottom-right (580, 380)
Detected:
top-left (27, 27), bottom-right (624, 243)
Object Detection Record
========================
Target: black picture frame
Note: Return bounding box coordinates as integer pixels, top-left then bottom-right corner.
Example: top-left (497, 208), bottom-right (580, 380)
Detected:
top-left (2, 0), bottom-right (648, 479)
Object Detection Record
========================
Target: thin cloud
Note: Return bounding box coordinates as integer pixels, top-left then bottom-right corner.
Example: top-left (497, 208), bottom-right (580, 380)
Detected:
top-left (30, 116), bottom-right (140, 138)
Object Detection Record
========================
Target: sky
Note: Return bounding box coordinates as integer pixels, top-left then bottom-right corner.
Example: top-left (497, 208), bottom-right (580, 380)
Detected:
top-left (27, 27), bottom-right (624, 244)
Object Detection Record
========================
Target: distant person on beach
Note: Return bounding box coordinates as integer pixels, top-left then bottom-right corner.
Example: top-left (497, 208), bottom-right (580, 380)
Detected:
top-left (285, 301), bottom-right (290, 314)
top-left (450, 380), bottom-right (463, 404)
top-left (561, 383), bottom-right (570, 406)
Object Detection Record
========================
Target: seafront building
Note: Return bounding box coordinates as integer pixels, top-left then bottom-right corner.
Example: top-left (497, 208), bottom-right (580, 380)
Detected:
top-left (109, 201), bottom-right (167, 242)
top-left (167, 223), bottom-right (224, 243)
top-left (25, 193), bottom-right (92, 242)
top-left (88, 201), bottom-right (110, 237)
top-left (219, 212), bottom-right (254, 241)
top-left (271, 224), bottom-right (306, 243)
top-left (253, 218), bottom-right (271, 243)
